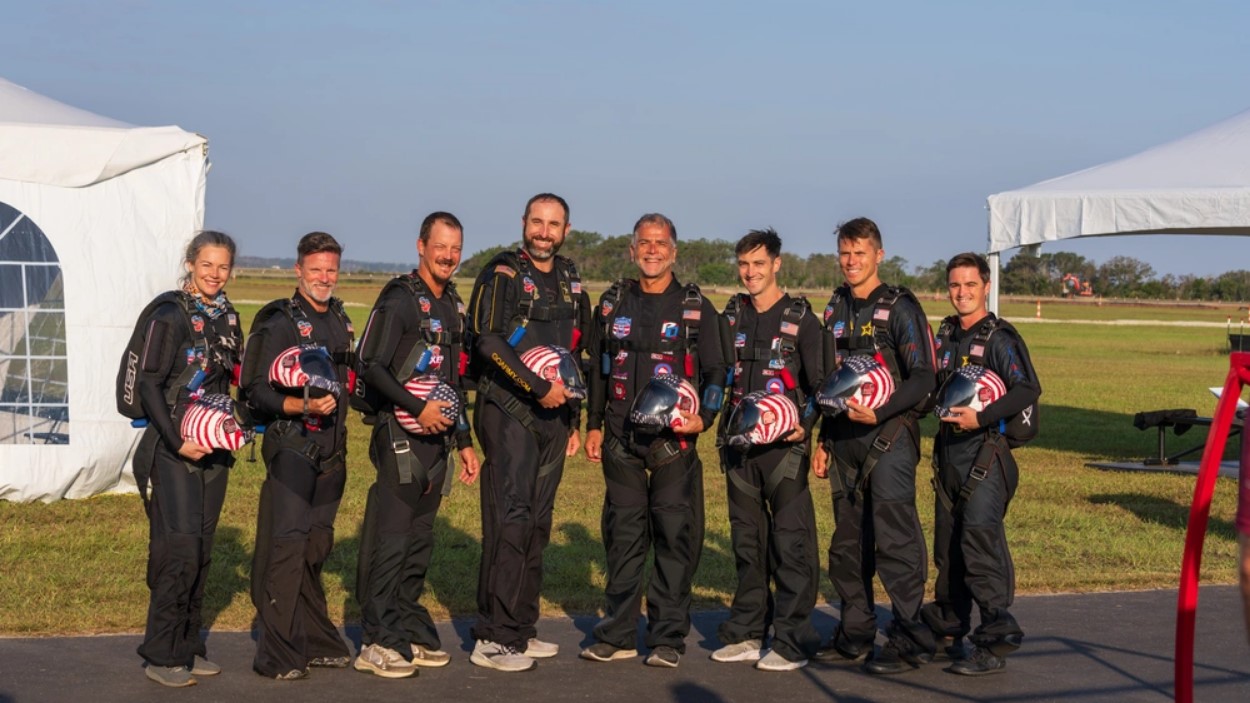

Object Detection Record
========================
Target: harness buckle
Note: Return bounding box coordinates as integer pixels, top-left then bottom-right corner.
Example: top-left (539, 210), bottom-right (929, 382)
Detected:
top-left (392, 439), bottom-right (411, 454)
top-left (870, 433), bottom-right (893, 454)
top-left (969, 463), bottom-right (989, 481)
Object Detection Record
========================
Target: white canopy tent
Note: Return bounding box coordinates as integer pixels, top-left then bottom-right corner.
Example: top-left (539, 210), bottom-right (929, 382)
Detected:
top-left (985, 108), bottom-right (1250, 312)
top-left (0, 78), bottom-right (208, 502)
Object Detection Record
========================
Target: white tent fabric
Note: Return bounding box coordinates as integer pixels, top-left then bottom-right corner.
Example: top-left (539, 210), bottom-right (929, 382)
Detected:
top-left (0, 78), bottom-right (208, 502)
top-left (987, 108), bottom-right (1250, 253)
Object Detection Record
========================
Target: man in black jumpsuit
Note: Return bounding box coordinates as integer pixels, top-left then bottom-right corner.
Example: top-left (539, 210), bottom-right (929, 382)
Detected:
top-left (353, 212), bottom-right (482, 678)
top-left (579, 213), bottom-right (726, 669)
top-left (922, 252), bottom-right (1040, 676)
top-left (467, 193), bottom-right (589, 673)
top-left (813, 217), bottom-right (937, 674)
top-left (249, 232), bottom-right (355, 680)
top-left (712, 229), bottom-right (822, 672)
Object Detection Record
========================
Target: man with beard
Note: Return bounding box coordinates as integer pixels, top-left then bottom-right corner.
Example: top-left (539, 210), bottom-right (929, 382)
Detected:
top-left (812, 218), bottom-right (937, 675)
top-left (352, 212), bottom-right (482, 678)
top-left (579, 213), bottom-right (725, 669)
top-left (248, 232), bottom-right (355, 680)
top-left (466, 193), bottom-right (590, 673)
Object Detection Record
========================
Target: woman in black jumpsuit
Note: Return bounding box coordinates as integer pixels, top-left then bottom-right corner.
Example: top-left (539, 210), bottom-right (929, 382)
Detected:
top-left (132, 231), bottom-right (242, 687)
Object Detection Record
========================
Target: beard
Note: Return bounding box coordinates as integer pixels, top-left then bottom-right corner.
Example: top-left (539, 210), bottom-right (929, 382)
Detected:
top-left (524, 235), bottom-right (562, 261)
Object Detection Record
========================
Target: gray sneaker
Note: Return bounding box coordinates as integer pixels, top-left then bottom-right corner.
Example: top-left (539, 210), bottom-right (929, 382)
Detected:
top-left (470, 640), bottom-right (536, 673)
top-left (145, 664), bottom-right (196, 688)
top-left (525, 637), bottom-right (559, 658)
top-left (274, 668), bottom-right (309, 681)
top-left (644, 646), bottom-right (681, 668)
top-left (579, 642), bottom-right (638, 662)
top-left (192, 655), bottom-right (221, 676)
top-left (409, 643), bottom-right (452, 668)
top-left (711, 639), bottom-right (763, 663)
top-left (309, 655), bottom-right (352, 668)
top-left (354, 643), bottom-right (418, 679)
top-left (756, 649), bottom-right (808, 672)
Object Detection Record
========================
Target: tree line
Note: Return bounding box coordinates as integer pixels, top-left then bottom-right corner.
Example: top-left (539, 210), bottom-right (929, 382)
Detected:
top-left (460, 231), bottom-right (1250, 301)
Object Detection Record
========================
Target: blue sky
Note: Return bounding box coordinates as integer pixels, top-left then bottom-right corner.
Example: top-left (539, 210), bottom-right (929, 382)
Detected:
top-left (7, 1), bottom-right (1250, 276)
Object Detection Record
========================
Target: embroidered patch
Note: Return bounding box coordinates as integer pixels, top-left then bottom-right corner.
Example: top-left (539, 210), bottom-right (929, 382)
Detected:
top-left (297, 319), bottom-right (313, 337)
top-left (654, 363), bottom-right (673, 375)
top-left (522, 277), bottom-right (536, 294)
top-left (613, 382), bottom-right (627, 400)
top-left (766, 378), bottom-right (785, 394)
top-left (615, 350), bottom-right (628, 365)
top-left (768, 358), bottom-right (786, 370)
top-left (735, 332), bottom-right (747, 347)
top-left (824, 305), bottom-right (834, 321)
top-left (191, 315), bottom-right (205, 333)
top-left (494, 264), bottom-right (516, 277)
top-left (873, 307), bottom-right (890, 321)
top-left (419, 296), bottom-right (431, 313)
top-left (682, 309), bottom-right (701, 322)
top-left (571, 281), bottom-right (582, 294)
top-left (226, 313), bottom-right (237, 327)
top-left (601, 300), bottom-right (614, 316)
top-left (661, 322), bottom-right (679, 339)
top-left (780, 321), bottom-right (798, 337)
top-left (971, 343), bottom-right (985, 357)
top-left (833, 320), bottom-right (845, 338)
top-left (430, 319), bottom-right (443, 333)
top-left (612, 317), bottom-right (632, 339)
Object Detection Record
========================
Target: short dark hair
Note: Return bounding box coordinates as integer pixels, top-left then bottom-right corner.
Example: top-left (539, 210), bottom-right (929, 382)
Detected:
top-left (523, 193), bottom-right (570, 223)
top-left (946, 252), bottom-right (991, 283)
top-left (835, 217), bottom-right (883, 249)
top-left (419, 211), bottom-right (463, 243)
top-left (735, 228), bottom-right (781, 258)
top-left (180, 230), bottom-right (236, 285)
top-left (297, 231), bottom-right (343, 264)
top-left (632, 213), bottom-right (678, 241)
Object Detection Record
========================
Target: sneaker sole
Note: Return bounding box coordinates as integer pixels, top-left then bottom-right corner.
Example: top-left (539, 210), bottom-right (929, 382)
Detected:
top-left (469, 652), bottom-right (537, 672)
top-left (711, 651), bottom-right (763, 663)
top-left (411, 656), bottom-right (451, 668)
top-left (757, 658), bottom-right (808, 672)
top-left (145, 669), bottom-right (197, 688)
top-left (948, 662), bottom-right (1007, 677)
top-left (579, 649), bottom-right (638, 662)
top-left (353, 659), bottom-right (417, 679)
top-left (526, 649), bottom-right (559, 659)
top-left (644, 656), bottom-right (680, 668)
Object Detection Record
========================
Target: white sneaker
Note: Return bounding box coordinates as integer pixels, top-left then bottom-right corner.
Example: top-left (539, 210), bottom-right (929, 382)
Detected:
top-left (470, 640), bottom-right (537, 673)
top-left (711, 639), bottom-right (763, 663)
top-left (756, 649), bottom-right (808, 672)
top-left (409, 643), bottom-right (452, 668)
top-left (353, 644), bottom-right (418, 679)
top-left (525, 638), bottom-right (559, 658)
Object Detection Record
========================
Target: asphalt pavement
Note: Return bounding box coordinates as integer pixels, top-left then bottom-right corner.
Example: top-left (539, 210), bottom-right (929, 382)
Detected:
top-left (2, 586), bottom-right (1248, 703)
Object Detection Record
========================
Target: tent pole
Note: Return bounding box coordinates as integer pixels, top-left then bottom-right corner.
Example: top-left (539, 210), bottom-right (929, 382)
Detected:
top-left (988, 252), bottom-right (1000, 315)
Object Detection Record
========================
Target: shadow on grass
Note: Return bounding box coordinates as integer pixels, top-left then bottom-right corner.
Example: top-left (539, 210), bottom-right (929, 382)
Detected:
top-left (202, 524), bottom-right (251, 633)
top-left (1089, 492), bottom-right (1239, 541)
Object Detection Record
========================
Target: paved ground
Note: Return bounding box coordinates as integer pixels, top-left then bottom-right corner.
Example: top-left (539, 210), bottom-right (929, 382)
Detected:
top-left (2, 586), bottom-right (1248, 703)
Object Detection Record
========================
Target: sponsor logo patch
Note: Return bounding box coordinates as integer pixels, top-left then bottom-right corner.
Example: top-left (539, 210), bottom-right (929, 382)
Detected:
top-left (419, 296), bottom-right (431, 313)
top-left (833, 320), bottom-right (846, 338)
top-left (522, 277), bottom-right (536, 294)
top-left (661, 322), bottom-right (679, 339)
top-left (612, 317), bottom-right (632, 339)
top-left (766, 378), bottom-right (785, 394)
top-left (191, 315), bottom-right (205, 333)
top-left (735, 332), bottom-right (747, 347)
top-left (430, 318), bottom-right (443, 333)
top-left (654, 363), bottom-right (673, 375)
top-left (613, 382), bottom-right (627, 400)
top-left (297, 320), bottom-right (313, 338)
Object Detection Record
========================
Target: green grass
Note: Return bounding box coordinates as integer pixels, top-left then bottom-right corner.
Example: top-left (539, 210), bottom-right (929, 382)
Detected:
top-left (0, 283), bottom-right (1244, 635)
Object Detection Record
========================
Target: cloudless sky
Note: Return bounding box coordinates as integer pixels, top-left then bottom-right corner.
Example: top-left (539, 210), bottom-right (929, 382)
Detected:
top-left (6, 1), bottom-right (1250, 276)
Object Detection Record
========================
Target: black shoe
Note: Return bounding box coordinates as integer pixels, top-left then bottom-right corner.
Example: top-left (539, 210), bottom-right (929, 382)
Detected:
top-left (947, 646), bottom-right (1006, 676)
top-left (813, 631), bottom-right (872, 662)
top-left (932, 636), bottom-right (968, 662)
top-left (644, 646), bottom-right (681, 668)
top-left (863, 641), bottom-right (932, 675)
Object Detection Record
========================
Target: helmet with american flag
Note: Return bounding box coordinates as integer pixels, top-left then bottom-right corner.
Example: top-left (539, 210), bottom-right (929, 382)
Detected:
top-left (268, 344), bottom-right (341, 398)
top-left (935, 364), bottom-right (1006, 418)
top-left (181, 393), bottom-right (253, 451)
top-left (630, 373), bottom-right (700, 431)
top-left (726, 390), bottom-right (799, 448)
top-left (393, 374), bottom-right (462, 434)
top-left (815, 354), bottom-right (895, 416)
top-left (520, 345), bottom-right (587, 399)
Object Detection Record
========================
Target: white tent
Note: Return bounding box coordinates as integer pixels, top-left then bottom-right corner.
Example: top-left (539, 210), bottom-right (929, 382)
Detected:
top-left (985, 108), bottom-right (1250, 311)
top-left (0, 78), bottom-right (208, 502)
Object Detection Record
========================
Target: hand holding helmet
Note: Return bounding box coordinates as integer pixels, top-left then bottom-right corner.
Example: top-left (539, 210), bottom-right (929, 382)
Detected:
top-left (269, 344), bottom-right (342, 399)
top-left (394, 374), bottom-right (461, 435)
top-left (815, 355), bottom-right (895, 417)
top-left (521, 345), bottom-right (587, 407)
top-left (629, 373), bottom-right (701, 432)
top-left (935, 364), bottom-right (1005, 430)
top-left (181, 392), bottom-right (254, 451)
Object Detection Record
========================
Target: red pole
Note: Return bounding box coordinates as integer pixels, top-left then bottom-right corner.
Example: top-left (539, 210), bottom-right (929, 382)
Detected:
top-left (1175, 352), bottom-right (1250, 702)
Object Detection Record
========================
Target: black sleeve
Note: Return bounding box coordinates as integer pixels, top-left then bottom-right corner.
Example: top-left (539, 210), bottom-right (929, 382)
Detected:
top-left (135, 302), bottom-right (187, 452)
top-left (246, 314), bottom-right (298, 419)
top-left (797, 310), bottom-right (825, 433)
top-left (469, 266), bottom-right (552, 398)
top-left (978, 326), bottom-right (1042, 428)
top-left (359, 286), bottom-right (428, 419)
top-left (873, 295), bottom-right (936, 421)
top-left (696, 297), bottom-right (726, 428)
top-left (585, 292), bottom-right (607, 432)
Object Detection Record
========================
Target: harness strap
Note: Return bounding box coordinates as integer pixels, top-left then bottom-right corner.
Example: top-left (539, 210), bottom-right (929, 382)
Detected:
top-left (478, 376), bottom-right (540, 439)
top-left (853, 414), bottom-right (910, 501)
top-left (933, 432), bottom-right (1006, 514)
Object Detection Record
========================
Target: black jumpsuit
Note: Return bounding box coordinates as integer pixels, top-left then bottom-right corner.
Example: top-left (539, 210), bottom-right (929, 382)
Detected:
top-left (355, 274), bottom-right (472, 658)
top-left (248, 290), bottom-right (353, 677)
top-left (717, 293), bottom-right (822, 662)
top-left (132, 291), bottom-right (241, 670)
top-left (922, 313), bottom-right (1040, 656)
top-left (584, 278), bottom-right (725, 654)
top-left (467, 250), bottom-right (589, 651)
top-left (819, 283), bottom-right (936, 657)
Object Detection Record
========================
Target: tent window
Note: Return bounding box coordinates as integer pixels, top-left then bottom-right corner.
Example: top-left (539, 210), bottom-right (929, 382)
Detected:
top-left (0, 202), bottom-right (68, 445)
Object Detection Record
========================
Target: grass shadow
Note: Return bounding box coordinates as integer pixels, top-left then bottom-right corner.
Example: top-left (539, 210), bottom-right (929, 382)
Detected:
top-left (202, 524), bottom-right (250, 633)
top-left (1089, 492), bottom-right (1239, 541)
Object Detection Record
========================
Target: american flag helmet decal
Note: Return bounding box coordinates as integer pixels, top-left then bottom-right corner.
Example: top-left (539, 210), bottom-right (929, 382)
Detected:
top-left (181, 393), bottom-right (253, 451)
top-left (393, 374), bottom-right (462, 434)
top-left (520, 345), bottom-right (587, 399)
top-left (815, 354), bottom-right (895, 416)
top-left (269, 344), bottom-right (342, 397)
top-left (935, 364), bottom-right (1006, 417)
top-left (727, 390), bottom-right (799, 448)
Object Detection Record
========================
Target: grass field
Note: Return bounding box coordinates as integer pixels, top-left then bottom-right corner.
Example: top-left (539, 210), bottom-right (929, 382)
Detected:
top-left (0, 274), bottom-right (1245, 636)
